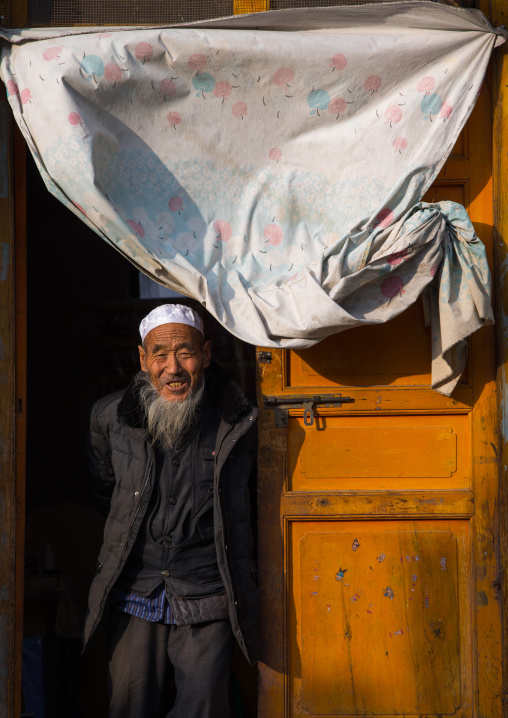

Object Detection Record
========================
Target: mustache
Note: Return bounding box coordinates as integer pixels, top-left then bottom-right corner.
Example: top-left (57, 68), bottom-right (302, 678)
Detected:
top-left (158, 373), bottom-right (190, 385)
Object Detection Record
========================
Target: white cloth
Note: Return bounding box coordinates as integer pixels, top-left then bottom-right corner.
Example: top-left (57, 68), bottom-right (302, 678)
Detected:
top-left (139, 303), bottom-right (204, 342)
top-left (1, 2), bottom-right (505, 394)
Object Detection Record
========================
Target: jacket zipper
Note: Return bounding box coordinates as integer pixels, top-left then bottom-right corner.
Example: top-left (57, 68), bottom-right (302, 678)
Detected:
top-left (215, 467), bottom-right (253, 660)
top-left (214, 425), bottom-right (253, 658)
top-left (216, 422), bottom-right (233, 456)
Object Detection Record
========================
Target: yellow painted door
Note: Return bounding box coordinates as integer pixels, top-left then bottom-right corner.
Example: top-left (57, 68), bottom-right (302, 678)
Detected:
top-left (256, 73), bottom-right (501, 716)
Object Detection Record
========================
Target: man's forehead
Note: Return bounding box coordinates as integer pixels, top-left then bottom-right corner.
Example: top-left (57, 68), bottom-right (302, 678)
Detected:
top-left (144, 322), bottom-right (201, 348)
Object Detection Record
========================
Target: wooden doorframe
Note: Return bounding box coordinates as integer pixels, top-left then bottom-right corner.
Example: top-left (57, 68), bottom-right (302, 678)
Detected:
top-left (0, 94), bottom-right (26, 718)
top-left (0, 3), bottom-right (27, 717)
top-left (492, 0), bottom-right (508, 709)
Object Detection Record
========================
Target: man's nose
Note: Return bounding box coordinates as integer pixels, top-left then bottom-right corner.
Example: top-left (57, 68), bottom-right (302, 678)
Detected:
top-left (165, 353), bottom-right (181, 375)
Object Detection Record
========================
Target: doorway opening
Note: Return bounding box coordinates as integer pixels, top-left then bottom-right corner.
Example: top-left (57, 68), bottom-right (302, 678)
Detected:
top-left (22, 149), bottom-right (257, 717)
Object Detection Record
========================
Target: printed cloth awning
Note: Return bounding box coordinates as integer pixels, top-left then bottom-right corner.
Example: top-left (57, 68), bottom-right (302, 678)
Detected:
top-left (1, 2), bottom-right (506, 394)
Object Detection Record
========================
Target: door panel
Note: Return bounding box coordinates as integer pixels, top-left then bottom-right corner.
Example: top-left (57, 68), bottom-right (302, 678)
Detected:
top-left (288, 300), bottom-right (470, 389)
top-left (289, 414), bottom-right (468, 489)
top-left (257, 78), bottom-right (501, 717)
top-left (289, 302), bottom-right (433, 386)
top-left (291, 521), bottom-right (470, 716)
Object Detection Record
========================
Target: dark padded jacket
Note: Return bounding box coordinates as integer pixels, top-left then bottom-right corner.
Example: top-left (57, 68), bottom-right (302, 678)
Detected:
top-left (84, 361), bottom-right (259, 663)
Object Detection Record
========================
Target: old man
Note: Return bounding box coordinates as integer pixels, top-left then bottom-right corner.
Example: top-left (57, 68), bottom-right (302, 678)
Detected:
top-left (84, 304), bottom-right (258, 718)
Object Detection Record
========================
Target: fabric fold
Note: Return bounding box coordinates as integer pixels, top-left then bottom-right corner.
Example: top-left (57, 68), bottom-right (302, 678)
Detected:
top-left (0, 1), bottom-right (502, 394)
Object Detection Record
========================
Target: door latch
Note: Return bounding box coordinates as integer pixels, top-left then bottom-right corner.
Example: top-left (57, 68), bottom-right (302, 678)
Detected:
top-left (257, 351), bottom-right (272, 364)
top-left (263, 394), bottom-right (354, 427)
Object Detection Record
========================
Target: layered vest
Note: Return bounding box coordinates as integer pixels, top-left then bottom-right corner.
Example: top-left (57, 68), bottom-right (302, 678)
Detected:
top-left (116, 391), bottom-right (225, 600)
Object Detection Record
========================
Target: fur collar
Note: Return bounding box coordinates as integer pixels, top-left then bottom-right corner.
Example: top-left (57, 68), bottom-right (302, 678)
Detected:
top-left (117, 360), bottom-right (253, 429)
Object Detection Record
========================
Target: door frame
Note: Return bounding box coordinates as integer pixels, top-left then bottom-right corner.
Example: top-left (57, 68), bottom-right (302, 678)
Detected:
top-left (0, 32), bottom-right (26, 718)
top-left (492, 0), bottom-right (508, 707)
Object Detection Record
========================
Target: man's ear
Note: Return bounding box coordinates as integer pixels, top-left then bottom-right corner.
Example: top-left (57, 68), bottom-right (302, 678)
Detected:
top-left (203, 339), bottom-right (211, 369)
top-left (138, 345), bottom-right (148, 372)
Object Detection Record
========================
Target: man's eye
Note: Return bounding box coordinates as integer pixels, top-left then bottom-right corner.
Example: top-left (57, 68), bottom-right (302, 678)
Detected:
top-left (179, 352), bottom-right (192, 358)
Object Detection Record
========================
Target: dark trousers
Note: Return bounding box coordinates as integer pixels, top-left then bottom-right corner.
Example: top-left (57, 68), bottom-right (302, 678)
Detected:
top-left (107, 608), bottom-right (234, 718)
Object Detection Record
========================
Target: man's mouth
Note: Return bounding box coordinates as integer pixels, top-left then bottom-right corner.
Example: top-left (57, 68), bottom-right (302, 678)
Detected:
top-left (161, 378), bottom-right (189, 395)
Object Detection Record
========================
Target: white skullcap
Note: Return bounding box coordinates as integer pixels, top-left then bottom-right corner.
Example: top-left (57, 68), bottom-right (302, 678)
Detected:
top-left (139, 304), bottom-right (204, 343)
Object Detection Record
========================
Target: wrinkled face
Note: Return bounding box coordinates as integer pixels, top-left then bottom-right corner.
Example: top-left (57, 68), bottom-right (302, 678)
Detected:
top-left (138, 323), bottom-right (211, 403)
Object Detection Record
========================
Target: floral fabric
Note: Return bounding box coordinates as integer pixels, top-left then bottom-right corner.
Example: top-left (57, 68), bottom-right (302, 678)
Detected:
top-left (1, 2), bottom-right (505, 393)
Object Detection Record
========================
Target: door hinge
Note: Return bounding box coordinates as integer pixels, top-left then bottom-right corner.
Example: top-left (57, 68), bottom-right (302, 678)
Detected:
top-left (263, 394), bottom-right (355, 427)
top-left (258, 351), bottom-right (272, 364)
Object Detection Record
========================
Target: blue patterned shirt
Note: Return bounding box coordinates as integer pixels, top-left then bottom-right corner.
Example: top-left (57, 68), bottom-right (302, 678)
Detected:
top-left (109, 583), bottom-right (175, 624)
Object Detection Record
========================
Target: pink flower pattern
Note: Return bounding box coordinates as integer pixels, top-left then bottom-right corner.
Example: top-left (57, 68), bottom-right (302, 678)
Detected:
top-left (1, 14), bottom-right (493, 379)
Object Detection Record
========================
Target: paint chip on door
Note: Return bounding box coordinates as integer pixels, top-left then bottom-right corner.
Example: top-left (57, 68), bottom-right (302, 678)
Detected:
top-left (335, 568), bottom-right (347, 581)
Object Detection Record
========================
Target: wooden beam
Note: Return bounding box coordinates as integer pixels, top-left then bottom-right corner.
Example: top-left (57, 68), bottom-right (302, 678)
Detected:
top-left (0, 5), bottom-right (27, 716)
top-left (492, 0), bottom-right (508, 711)
top-left (233, 1), bottom-right (269, 15)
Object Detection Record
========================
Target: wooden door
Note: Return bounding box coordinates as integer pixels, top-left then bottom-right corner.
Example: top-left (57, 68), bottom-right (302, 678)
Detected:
top-left (256, 59), bottom-right (502, 718)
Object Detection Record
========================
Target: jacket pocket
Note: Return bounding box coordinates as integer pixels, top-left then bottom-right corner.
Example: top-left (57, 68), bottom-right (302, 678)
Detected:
top-left (200, 445), bottom-right (216, 484)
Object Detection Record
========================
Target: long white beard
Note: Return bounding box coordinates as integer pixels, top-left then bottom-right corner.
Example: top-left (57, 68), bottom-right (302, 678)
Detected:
top-left (135, 371), bottom-right (205, 451)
